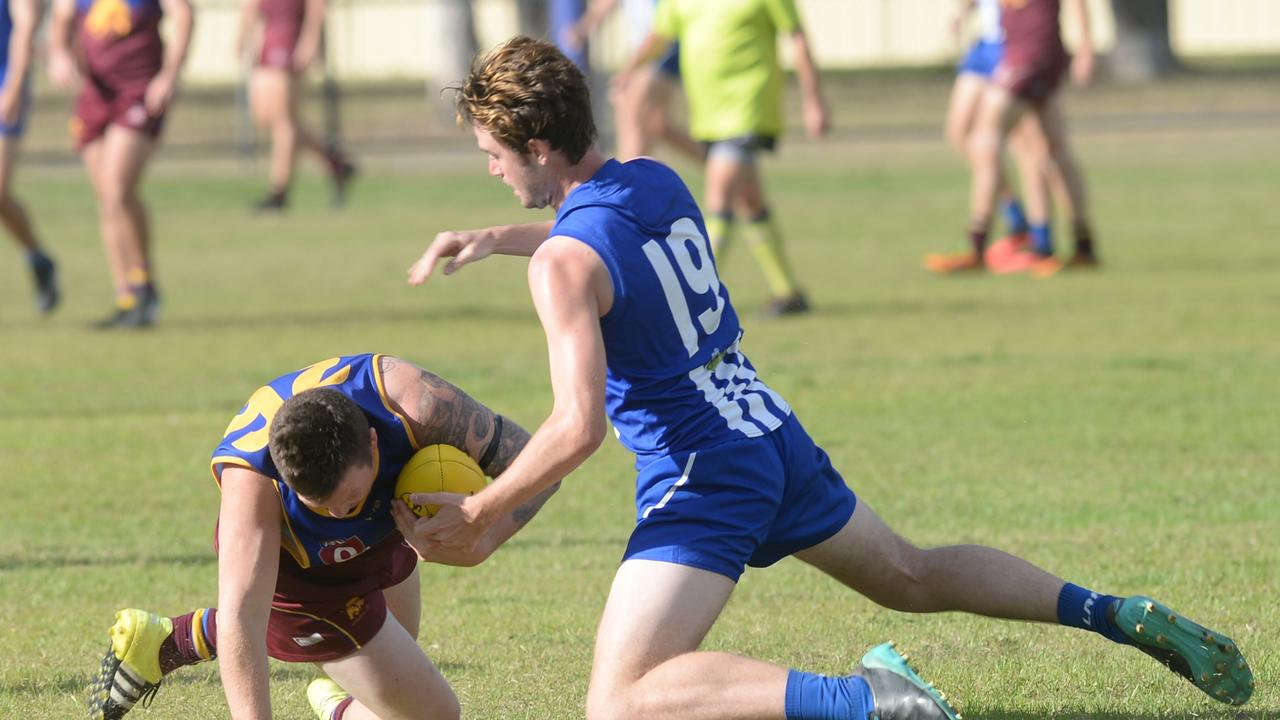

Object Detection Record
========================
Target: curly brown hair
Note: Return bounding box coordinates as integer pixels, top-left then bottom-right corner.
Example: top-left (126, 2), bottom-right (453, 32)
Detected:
top-left (454, 36), bottom-right (597, 164)
top-left (268, 388), bottom-right (372, 499)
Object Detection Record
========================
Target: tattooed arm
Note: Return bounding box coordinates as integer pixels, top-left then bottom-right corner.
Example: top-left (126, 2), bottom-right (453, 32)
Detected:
top-left (380, 355), bottom-right (559, 565)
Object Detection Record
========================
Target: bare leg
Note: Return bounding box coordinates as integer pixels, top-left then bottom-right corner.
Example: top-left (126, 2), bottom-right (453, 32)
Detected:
top-left (795, 500), bottom-right (1062, 621)
top-left (319, 568), bottom-right (459, 720)
top-left (968, 85), bottom-right (1027, 235)
top-left (1007, 114), bottom-right (1052, 228)
top-left (286, 72), bottom-right (339, 168)
top-left (647, 74), bottom-right (704, 163)
top-left (702, 152), bottom-right (742, 258)
top-left (1037, 95), bottom-right (1091, 232)
top-left (944, 72), bottom-right (986, 158)
top-left (83, 128), bottom-right (154, 305)
top-left (98, 126), bottom-right (155, 281)
top-left (586, 559), bottom-right (788, 720)
top-left (614, 64), bottom-right (657, 160)
top-left (0, 136), bottom-right (39, 251)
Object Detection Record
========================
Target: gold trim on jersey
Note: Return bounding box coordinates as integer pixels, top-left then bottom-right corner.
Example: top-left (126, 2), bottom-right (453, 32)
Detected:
top-left (210, 457), bottom-right (310, 568)
top-left (371, 353), bottom-right (421, 451)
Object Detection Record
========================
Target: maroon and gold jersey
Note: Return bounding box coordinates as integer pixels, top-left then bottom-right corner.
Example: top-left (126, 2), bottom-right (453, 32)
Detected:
top-left (76, 0), bottom-right (164, 85)
top-left (999, 0), bottom-right (1063, 64)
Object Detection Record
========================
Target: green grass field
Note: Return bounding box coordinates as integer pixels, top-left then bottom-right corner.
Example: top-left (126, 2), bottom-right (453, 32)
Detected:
top-left (1, 66), bottom-right (1278, 718)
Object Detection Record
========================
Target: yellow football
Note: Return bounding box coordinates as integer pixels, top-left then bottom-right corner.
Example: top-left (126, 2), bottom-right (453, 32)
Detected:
top-left (394, 444), bottom-right (488, 517)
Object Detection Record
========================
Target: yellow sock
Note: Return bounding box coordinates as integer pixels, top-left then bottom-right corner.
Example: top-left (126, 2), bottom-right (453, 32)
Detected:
top-left (126, 266), bottom-right (150, 287)
top-left (743, 212), bottom-right (799, 298)
top-left (704, 212), bottom-right (735, 264)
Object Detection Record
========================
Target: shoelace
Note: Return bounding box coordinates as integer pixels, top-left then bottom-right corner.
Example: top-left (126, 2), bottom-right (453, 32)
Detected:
top-left (136, 680), bottom-right (162, 709)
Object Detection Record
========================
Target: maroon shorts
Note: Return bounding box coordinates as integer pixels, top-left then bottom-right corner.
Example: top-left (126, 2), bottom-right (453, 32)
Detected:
top-left (266, 537), bottom-right (418, 662)
top-left (993, 49), bottom-right (1070, 105)
top-left (72, 76), bottom-right (165, 150)
top-left (257, 25), bottom-right (301, 71)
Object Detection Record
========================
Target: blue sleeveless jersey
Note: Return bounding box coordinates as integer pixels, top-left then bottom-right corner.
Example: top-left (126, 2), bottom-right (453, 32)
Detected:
top-left (210, 354), bottom-right (420, 569)
top-left (551, 158), bottom-right (791, 465)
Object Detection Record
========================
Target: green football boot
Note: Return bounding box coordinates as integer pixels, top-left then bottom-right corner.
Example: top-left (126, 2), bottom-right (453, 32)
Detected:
top-left (854, 642), bottom-right (962, 720)
top-left (87, 609), bottom-right (171, 719)
top-left (1113, 595), bottom-right (1254, 706)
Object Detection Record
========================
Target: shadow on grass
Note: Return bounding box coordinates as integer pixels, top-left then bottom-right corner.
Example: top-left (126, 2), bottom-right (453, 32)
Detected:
top-left (0, 304), bottom-right (536, 334)
top-left (7, 661), bottom-right (473, 698)
top-left (0, 553), bottom-right (214, 572)
top-left (970, 711), bottom-right (1264, 720)
top-left (795, 297), bottom-right (1016, 319)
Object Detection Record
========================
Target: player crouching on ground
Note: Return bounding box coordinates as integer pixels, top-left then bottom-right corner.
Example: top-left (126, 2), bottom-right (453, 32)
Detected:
top-left (87, 353), bottom-right (559, 720)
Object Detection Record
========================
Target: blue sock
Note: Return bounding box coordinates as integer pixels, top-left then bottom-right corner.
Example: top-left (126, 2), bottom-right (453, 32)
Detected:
top-left (1030, 223), bottom-right (1053, 256)
top-left (1057, 583), bottom-right (1131, 645)
top-left (1002, 198), bottom-right (1030, 235)
top-left (784, 669), bottom-right (874, 720)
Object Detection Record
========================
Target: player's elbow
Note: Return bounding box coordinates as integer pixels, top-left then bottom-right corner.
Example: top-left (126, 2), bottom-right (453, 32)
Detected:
top-left (566, 418), bottom-right (607, 462)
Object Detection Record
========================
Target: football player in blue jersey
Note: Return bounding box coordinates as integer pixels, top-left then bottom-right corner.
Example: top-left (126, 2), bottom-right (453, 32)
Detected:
top-left (0, 0), bottom-right (58, 313)
top-left (87, 354), bottom-right (559, 720)
top-left (405, 37), bottom-right (1253, 720)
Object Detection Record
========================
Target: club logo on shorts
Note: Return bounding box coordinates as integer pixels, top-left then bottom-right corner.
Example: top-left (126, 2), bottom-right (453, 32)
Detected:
top-left (318, 536), bottom-right (368, 565)
top-left (292, 632), bottom-right (325, 647)
top-left (345, 596), bottom-right (366, 621)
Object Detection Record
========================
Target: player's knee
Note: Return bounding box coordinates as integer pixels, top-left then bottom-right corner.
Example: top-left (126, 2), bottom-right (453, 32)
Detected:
top-left (870, 539), bottom-right (932, 612)
top-left (94, 188), bottom-right (130, 214)
top-left (409, 686), bottom-right (460, 720)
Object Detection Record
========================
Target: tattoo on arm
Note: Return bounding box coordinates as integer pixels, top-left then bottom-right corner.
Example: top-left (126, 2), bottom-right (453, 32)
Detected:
top-left (409, 367), bottom-right (493, 452)
top-left (379, 356), bottom-right (400, 375)
top-left (512, 481), bottom-right (560, 525)
top-left (399, 362), bottom-right (532, 473)
top-left (385, 357), bottom-right (552, 525)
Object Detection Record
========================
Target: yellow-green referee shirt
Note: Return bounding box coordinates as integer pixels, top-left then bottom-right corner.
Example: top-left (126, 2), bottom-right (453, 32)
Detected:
top-left (652, 0), bottom-right (802, 141)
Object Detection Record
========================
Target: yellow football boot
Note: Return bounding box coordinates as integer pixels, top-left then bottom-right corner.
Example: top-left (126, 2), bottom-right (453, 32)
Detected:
top-left (307, 677), bottom-right (352, 720)
top-left (87, 609), bottom-right (171, 720)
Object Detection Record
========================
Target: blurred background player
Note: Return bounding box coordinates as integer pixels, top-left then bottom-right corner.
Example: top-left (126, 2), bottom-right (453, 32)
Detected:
top-left (934, 0), bottom-right (1058, 275)
top-left (237, 0), bottom-right (356, 213)
top-left (566, 0), bottom-right (702, 162)
top-left (617, 0), bottom-right (829, 317)
top-left (550, 0), bottom-right (589, 73)
top-left (87, 354), bottom-right (558, 720)
top-left (1, 0), bottom-right (58, 314)
top-left (48, 0), bottom-right (193, 328)
top-left (926, 0), bottom-right (1100, 277)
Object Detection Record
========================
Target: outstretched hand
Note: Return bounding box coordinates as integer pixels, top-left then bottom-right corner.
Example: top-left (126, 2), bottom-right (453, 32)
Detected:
top-left (407, 229), bottom-right (495, 285)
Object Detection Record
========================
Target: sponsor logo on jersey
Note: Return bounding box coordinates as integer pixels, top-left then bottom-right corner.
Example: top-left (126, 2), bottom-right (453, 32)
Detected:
top-left (318, 536), bottom-right (368, 565)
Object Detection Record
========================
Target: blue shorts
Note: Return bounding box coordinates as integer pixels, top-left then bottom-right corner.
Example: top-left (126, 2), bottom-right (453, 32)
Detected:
top-left (624, 413), bottom-right (856, 582)
top-left (957, 40), bottom-right (1004, 79)
top-left (0, 70), bottom-right (27, 137)
top-left (656, 41), bottom-right (680, 79)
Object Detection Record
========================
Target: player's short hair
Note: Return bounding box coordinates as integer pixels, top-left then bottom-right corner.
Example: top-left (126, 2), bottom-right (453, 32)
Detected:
top-left (268, 388), bottom-right (373, 499)
top-left (453, 36), bottom-right (597, 164)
